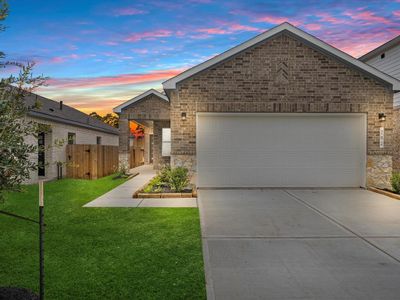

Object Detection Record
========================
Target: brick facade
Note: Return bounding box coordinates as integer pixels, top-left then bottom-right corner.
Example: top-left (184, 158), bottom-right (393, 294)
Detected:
top-left (393, 107), bottom-right (400, 173)
top-left (169, 33), bottom-right (394, 188)
top-left (153, 120), bottom-right (171, 169)
top-left (119, 93), bottom-right (170, 169)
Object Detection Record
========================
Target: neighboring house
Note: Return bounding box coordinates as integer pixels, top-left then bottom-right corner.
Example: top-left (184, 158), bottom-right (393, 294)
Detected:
top-left (25, 91), bottom-right (119, 183)
top-left (359, 36), bottom-right (400, 172)
top-left (115, 23), bottom-right (400, 189)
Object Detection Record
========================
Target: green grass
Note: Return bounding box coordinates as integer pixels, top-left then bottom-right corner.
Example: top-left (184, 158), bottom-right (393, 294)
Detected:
top-left (0, 175), bottom-right (206, 299)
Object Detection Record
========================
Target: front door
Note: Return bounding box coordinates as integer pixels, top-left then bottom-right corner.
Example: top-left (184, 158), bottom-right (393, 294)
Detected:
top-left (38, 132), bottom-right (45, 176)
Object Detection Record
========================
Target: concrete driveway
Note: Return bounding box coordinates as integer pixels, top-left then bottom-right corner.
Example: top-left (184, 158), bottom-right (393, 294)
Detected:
top-left (198, 189), bottom-right (400, 300)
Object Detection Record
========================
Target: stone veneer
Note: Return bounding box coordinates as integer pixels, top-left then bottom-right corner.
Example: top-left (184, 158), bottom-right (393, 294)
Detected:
top-left (168, 33), bottom-right (395, 188)
top-left (367, 155), bottom-right (392, 189)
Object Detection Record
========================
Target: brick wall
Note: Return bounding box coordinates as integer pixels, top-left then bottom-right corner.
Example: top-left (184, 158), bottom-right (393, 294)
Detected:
top-left (153, 120), bottom-right (171, 169)
top-left (393, 108), bottom-right (400, 173)
top-left (169, 33), bottom-right (394, 188)
top-left (119, 93), bottom-right (170, 168)
top-left (120, 94), bottom-right (170, 121)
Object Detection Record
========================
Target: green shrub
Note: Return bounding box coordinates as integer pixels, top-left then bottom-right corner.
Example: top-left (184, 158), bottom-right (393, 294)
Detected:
top-left (158, 166), bottom-right (171, 183)
top-left (143, 176), bottom-right (163, 193)
top-left (391, 173), bottom-right (400, 194)
top-left (166, 166), bottom-right (190, 192)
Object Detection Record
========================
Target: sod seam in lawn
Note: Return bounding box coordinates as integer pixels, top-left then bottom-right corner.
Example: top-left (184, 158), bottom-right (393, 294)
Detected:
top-left (0, 175), bottom-right (206, 299)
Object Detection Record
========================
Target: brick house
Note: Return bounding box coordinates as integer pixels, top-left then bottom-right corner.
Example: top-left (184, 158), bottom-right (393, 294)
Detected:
top-left (115, 23), bottom-right (400, 189)
top-left (25, 91), bottom-right (119, 183)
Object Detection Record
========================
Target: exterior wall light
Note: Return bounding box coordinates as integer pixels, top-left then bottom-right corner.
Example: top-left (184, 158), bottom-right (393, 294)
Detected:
top-left (378, 113), bottom-right (386, 122)
top-left (181, 112), bottom-right (187, 121)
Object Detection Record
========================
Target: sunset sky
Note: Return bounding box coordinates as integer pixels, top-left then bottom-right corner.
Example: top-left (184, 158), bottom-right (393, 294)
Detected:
top-left (2, 0), bottom-right (400, 115)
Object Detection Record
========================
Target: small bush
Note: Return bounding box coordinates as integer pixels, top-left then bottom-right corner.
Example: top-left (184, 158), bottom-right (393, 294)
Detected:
top-left (391, 173), bottom-right (400, 194)
top-left (158, 166), bottom-right (171, 183)
top-left (143, 176), bottom-right (163, 193)
top-left (166, 166), bottom-right (190, 192)
top-left (113, 161), bottom-right (130, 179)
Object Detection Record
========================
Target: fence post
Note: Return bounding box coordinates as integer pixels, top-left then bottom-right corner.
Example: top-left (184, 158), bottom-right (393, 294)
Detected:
top-left (39, 180), bottom-right (45, 300)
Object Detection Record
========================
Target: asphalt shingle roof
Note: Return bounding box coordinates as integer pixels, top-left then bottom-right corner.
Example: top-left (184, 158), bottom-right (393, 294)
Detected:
top-left (24, 92), bottom-right (118, 135)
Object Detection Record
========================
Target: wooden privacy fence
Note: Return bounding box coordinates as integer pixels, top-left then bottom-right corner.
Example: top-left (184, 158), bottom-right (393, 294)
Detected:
top-left (66, 144), bottom-right (119, 179)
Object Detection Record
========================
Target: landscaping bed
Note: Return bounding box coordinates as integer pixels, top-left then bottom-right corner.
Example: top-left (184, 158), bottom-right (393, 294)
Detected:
top-left (134, 166), bottom-right (197, 198)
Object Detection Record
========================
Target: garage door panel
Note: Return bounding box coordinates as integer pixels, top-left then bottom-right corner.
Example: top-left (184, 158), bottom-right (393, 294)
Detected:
top-left (197, 114), bottom-right (366, 188)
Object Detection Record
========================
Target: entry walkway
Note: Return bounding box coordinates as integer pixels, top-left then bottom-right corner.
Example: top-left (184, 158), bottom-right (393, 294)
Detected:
top-left (84, 165), bottom-right (197, 208)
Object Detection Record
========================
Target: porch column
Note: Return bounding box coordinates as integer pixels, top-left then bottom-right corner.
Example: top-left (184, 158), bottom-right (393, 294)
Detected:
top-left (118, 116), bottom-right (130, 168)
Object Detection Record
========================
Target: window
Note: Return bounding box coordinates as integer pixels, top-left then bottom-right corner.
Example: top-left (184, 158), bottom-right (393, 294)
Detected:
top-left (68, 132), bottom-right (76, 145)
top-left (381, 53), bottom-right (385, 59)
top-left (96, 136), bottom-right (102, 145)
top-left (162, 128), bottom-right (171, 156)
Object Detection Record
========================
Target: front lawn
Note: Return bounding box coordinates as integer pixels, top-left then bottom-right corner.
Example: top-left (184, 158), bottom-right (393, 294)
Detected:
top-left (0, 175), bottom-right (205, 299)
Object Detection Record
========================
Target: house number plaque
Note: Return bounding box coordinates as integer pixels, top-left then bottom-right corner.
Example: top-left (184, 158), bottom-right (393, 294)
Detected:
top-left (380, 127), bottom-right (384, 149)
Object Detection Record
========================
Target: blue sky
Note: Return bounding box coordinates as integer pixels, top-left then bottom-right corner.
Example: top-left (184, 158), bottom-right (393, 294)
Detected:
top-left (2, 0), bottom-right (400, 114)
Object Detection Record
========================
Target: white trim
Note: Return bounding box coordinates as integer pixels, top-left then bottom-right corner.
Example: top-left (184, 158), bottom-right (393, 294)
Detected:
top-left (113, 89), bottom-right (169, 113)
top-left (163, 22), bottom-right (400, 91)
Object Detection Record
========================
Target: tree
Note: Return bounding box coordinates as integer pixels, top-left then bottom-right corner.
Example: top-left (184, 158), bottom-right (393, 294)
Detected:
top-left (89, 111), bottom-right (119, 128)
top-left (0, 0), bottom-right (47, 201)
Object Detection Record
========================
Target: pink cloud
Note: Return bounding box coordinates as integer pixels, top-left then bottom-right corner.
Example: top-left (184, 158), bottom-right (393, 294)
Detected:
top-left (394, 11), bottom-right (400, 17)
top-left (49, 54), bottom-right (80, 64)
top-left (303, 23), bottom-right (322, 31)
top-left (46, 69), bottom-right (185, 89)
top-left (197, 27), bottom-right (229, 34)
top-left (195, 22), bottom-right (261, 37)
top-left (132, 49), bottom-right (149, 54)
top-left (51, 56), bottom-right (66, 63)
top-left (124, 30), bottom-right (173, 42)
top-left (112, 7), bottom-right (146, 16)
top-left (315, 13), bottom-right (348, 25)
top-left (343, 10), bottom-right (392, 24)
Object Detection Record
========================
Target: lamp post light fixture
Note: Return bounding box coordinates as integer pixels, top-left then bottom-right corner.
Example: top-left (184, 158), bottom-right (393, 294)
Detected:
top-left (181, 112), bottom-right (187, 121)
top-left (378, 112), bottom-right (386, 122)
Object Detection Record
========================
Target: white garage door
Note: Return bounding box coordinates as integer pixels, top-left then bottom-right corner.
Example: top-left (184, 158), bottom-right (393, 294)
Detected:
top-left (197, 113), bottom-right (366, 188)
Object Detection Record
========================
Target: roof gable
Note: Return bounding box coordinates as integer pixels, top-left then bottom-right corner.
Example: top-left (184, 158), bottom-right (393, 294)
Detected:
top-left (163, 22), bottom-right (400, 91)
top-left (359, 35), bottom-right (400, 62)
top-left (113, 89), bottom-right (169, 113)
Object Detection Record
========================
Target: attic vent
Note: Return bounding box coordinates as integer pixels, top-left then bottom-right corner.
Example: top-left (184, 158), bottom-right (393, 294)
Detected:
top-left (276, 61), bottom-right (289, 84)
top-left (381, 53), bottom-right (385, 59)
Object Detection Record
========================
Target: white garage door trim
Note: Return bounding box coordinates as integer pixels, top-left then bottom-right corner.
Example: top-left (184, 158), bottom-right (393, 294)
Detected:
top-left (196, 113), bottom-right (367, 188)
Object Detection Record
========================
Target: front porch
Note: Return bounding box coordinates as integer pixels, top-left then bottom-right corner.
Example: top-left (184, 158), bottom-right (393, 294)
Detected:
top-left (114, 89), bottom-right (171, 170)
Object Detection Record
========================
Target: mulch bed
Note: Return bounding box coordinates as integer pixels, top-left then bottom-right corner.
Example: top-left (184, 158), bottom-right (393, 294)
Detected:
top-left (0, 287), bottom-right (38, 300)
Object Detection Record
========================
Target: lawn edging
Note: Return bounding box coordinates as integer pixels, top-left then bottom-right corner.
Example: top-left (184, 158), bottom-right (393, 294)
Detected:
top-left (368, 187), bottom-right (400, 200)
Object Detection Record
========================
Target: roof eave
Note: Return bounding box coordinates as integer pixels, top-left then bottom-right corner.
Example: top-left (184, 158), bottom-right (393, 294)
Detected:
top-left (113, 89), bottom-right (169, 113)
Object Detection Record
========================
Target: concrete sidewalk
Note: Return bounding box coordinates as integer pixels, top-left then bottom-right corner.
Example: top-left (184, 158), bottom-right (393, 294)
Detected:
top-left (84, 164), bottom-right (197, 208)
top-left (84, 165), bottom-right (155, 207)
